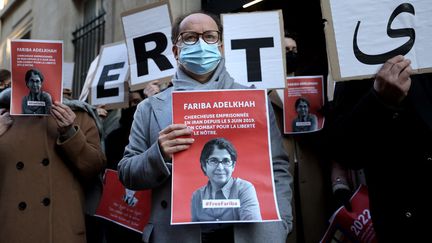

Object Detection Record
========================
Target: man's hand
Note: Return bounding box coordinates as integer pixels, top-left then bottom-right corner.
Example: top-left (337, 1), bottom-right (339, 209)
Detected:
top-left (96, 105), bottom-right (108, 118)
top-left (51, 101), bottom-right (76, 135)
top-left (158, 124), bottom-right (194, 161)
top-left (373, 55), bottom-right (413, 105)
top-left (144, 80), bottom-right (161, 97)
top-left (0, 108), bottom-right (13, 136)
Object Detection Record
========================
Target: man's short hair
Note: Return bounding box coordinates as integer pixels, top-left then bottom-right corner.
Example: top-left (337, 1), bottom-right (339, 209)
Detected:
top-left (171, 11), bottom-right (223, 44)
top-left (199, 137), bottom-right (237, 174)
top-left (25, 69), bottom-right (44, 83)
top-left (0, 69), bottom-right (11, 83)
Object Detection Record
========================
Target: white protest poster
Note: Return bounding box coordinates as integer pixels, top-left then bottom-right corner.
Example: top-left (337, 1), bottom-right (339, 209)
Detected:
top-left (322, 0), bottom-right (432, 81)
top-left (79, 55), bottom-right (99, 102)
top-left (62, 62), bottom-right (74, 91)
top-left (121, 0), bottom-right (176, 91)
top-left (89, 42), bottom-right (129, 109)
top-left (222, 11), bottom-right (286, 89)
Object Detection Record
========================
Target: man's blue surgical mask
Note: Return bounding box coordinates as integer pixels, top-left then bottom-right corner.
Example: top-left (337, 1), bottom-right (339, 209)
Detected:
top-left (179, 39), bottom-right (221, 75)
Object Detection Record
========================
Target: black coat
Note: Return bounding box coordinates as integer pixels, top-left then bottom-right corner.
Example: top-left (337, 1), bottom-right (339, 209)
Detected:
top-left (329, 73), bottom-right (432, 242)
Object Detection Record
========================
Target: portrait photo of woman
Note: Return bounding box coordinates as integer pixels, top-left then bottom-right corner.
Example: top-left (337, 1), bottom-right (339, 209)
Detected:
top-left (191, 137), bottom-right (262, 222)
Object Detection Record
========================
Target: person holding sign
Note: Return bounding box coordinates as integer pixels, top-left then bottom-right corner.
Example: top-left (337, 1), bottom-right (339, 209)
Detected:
top-left (329, 55), bottom-right (432, 242)
top-left (21, 68), bottom-right (53, 114)
top-left (291, 97), bottom-right (318, 132)
top-left (0, 88), bottom-right (106, 243)
top-left (191, 138), bottom-right (261, 222)
top-left (118, 11), bottom-right (292, 243)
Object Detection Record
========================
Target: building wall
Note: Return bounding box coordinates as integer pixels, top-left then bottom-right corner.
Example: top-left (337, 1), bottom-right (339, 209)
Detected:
top-left (0, 0), bottom-right (200, 67)
top-left (104, 0), bottom-right (200, 44)
top-left (0, 0), bottom-right (81, 68)
top-left (0, 0), bottom-right (32, 68)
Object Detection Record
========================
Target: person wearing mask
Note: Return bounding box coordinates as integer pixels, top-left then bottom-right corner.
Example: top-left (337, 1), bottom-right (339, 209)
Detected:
top-left (284, 32), bottom-right (299, 76)
top-left (118, 11), bottom-right (292, 243)
top-left (268, 29), bottom-right (331, 243)
top-left (0, 87), bottom-right (106, 243)
top-left (329, 55), bottom-right (432, 242)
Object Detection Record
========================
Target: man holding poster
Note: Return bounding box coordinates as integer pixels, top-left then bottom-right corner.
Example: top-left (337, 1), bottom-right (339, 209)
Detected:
top-left (118, 11), bottom-right (292, 243)
top-left (330, 55), bottom-right (432, 242)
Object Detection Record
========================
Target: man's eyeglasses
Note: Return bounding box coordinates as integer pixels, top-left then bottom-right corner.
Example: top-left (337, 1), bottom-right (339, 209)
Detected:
top-left (206, 157), bottom-right (233, 167)
top-left (177, 31), bottom-right (220, 45)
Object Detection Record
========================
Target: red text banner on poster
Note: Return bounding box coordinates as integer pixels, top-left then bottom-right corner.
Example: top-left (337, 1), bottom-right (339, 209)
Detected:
top-left (171, 89), bottom-right (280, 224)
top-left (321, 185), bottom-right (377, 243)
top-left (283, 75), bottom-right (325, 134)
top-left (10, 40), bottom-right (63, 115)
top-left (95, 169), bottom-right (151, 233)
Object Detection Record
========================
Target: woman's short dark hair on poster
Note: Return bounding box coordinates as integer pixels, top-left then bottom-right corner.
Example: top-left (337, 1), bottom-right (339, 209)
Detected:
top-left (25, 69), bottom-right (44, 83)
top-left (295, 97), bottom-right (310, 109)
top-left (199, 138), bottom-right (237, 173)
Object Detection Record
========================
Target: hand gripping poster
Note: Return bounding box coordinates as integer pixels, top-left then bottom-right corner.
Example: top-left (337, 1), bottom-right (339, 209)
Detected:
top-left (95, 169), bottom-right (151, 233)
top-left (283, 76), bottom-right (325, 134)
top-left (320, 185), bottom-right (377, 243)
top-left (10, 40), bottom-right (63, 116)
top-left (171, 89), bottom-right (280, 224)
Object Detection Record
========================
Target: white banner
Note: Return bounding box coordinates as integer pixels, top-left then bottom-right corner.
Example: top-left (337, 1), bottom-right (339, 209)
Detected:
top-left (222, 11), bottom-right (286, 89)
top-left (90, 42), bottom-right (128, 108)
top-left (121, 1), bottom-right (176, 90)
top-left (322, 0), bottom-right (432, 81)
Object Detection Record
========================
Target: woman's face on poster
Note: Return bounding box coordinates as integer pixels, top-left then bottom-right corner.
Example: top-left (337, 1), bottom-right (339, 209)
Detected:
top-left (204, 147), bottom-right (235, 188)
top-left (27, 73), bottom-right (42, 94)
top-left (296, 100), bottom-right (309, 117)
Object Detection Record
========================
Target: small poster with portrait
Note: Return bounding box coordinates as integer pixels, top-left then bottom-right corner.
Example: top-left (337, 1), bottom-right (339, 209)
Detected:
top-left (10, 39), bottom-right (63, 116)
top-left (171, 89), bottom-right (281, 225)
top-left (283, 76), bottom-right (325, 134)
top-left (95, 169), bottom-right (152, 233)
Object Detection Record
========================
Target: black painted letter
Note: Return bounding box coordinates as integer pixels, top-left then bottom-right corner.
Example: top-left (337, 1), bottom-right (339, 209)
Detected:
top-left (231, 37), bottom-right (274, 82)
top-left (133, 32), bottom-right (174, 76)
top-left (353, 3), bottom-right (415, 65)
top-left (97, 62), bottom-right (124, 98)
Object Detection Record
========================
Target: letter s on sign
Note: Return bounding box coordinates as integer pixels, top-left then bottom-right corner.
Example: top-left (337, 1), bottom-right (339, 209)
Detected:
top-left (353, 3), bottom-right (415, 65)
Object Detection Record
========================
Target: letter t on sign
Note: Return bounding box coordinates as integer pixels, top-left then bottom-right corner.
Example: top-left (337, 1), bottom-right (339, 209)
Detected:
top-left (231, 37), bottom-right (274, 82)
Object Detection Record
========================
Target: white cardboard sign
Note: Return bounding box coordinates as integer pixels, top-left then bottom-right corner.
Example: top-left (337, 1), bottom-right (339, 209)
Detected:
top-left (62, 62), bottom-right (75, 90)
top-left (89, 42), bottom-right (129, 108)
top-left (222, 11), bottom-right (286, 89)
top-left (322, 0), bottom-right (432, 81)
top-left (79, 55), bottom-right (99, 102)
top-left (121, 1), bottom-right (176, 90)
